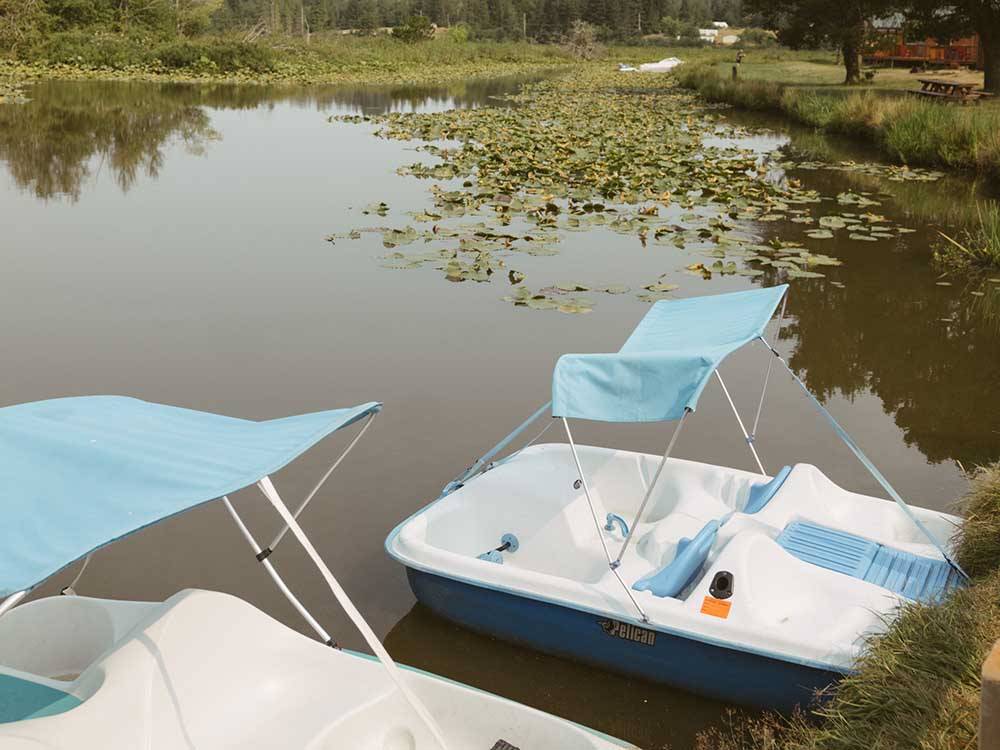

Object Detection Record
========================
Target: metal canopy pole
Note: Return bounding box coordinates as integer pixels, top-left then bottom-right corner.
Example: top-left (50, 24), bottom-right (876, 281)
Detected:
top-left (256, 476), bottom-right (452, 750)
top-left (444, 401), bottom-right (552, 496)
top-left (60, 553), bottom-right (92, 596)
top-left (264, 411), bottom-right (377, 557)
top-left (715, 370), bottom-right (767, 476)
top-left (751, 292), bottom-right (788, 442)
top-left (562, 418), bottom-right (650, 624)
top-left (0, 591), bottom-right (26, 619)
top-left (613, 408), bottom-right (690, 567)
top-left (757, 336), bottom-right (969, 581)
top-left (221, 495), bottom-right (335, 646)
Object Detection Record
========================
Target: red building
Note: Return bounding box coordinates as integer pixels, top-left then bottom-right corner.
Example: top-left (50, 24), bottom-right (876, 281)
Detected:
top-left (866, 15), bottom-right (982, 68)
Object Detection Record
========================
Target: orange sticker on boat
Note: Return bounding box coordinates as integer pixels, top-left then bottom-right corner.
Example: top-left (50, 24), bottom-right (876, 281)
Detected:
top-left (700, 596), bottom-right (731, 619)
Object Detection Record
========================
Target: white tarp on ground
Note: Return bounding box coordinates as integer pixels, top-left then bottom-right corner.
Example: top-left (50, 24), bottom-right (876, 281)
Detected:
top-left (638, 57), bottom-right (683, 73)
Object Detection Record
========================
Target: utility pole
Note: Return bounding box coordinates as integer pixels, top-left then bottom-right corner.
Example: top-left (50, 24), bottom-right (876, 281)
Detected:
top-left (522, 11), bottom-right (526, 39)
top-left (637, 8), bottom-right (641, 34)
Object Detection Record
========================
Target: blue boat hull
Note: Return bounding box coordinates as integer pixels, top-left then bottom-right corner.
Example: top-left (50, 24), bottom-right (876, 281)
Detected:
top-left (405, 567), bottom-right (843, 711)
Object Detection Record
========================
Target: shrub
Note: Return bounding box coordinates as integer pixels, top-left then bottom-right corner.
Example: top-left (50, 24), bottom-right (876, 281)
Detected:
top-left (738, 28), bottom-right (778, 48)
top-left (445, 23), bottom-right (470, 44)
top-left (152, 40), bottom-right (275, 72)
top-left (658, 15), bottom-right (698, 39)
top-left (562, 19), bottom-right (603, 60)
top-left (0, 0), bottom-right (50, 51)
top-left (392, 14), bottom-right (434, 43)
top-left (29, 30), bottom-right (150, 68)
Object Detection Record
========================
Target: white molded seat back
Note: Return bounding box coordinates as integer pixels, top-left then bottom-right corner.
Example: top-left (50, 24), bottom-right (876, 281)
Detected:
top-left (0, 597), bottom-right (156, 680)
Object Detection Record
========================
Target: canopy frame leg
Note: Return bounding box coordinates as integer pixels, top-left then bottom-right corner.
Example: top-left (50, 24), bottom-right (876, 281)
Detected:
top-left (443, 401), bottom-right (552, 497)
top-left (562, 418), bottom-right (649, 624)
top-left (60, 553), bottom-right (92, 596)
top-left (0, 591), bottom-right (26, 619)
top-left (221, 495), bottom-right (336, 646)
top-left (256, 476), bottom-right (452, 750)
top-left (613, 408), bottom-right (690, 567)
top-left (751, 292), bottom-right (788, 442)
top-left (715, 370), bottom-right (767, 476)
top-left (263, 411), bottom-right (378, 557)
top-left (756, 336), bottom-right (969, 581)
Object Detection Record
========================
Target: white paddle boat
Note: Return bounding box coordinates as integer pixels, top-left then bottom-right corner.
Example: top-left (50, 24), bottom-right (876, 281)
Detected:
top-left (387, 285), bottom-right (965, 710)
top-left (0, 396), bottom-right (635, 750)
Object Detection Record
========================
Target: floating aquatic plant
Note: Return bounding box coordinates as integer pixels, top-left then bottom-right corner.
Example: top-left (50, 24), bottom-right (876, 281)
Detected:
top-left (333, 67), bottom-right (922, 313)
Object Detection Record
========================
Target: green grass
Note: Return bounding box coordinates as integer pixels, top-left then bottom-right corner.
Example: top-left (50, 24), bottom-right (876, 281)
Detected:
top-left (956, 462), bottom-right (1000, 576)
top-left (697, 463), bottom-right (1000, 750)
top-left (694, 48), bottom-right (984, 91)
top-left (676, 64), bottom-right (1000, 182)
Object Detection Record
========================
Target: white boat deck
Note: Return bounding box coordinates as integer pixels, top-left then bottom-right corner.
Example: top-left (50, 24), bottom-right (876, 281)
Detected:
top-left (390, 444), bottom-right (961, 672)
top-left (0, 590), bottom-right (633, 749)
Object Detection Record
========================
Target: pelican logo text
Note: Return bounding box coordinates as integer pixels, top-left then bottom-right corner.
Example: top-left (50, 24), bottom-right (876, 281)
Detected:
top-left (598, 619), bottom-right (656, 646)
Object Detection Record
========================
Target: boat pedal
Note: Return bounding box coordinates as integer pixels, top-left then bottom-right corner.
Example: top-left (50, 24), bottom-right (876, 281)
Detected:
top-left (490, 741), bottom-right (520, 750)
top-left (477, 533), bottom-right (520, 564)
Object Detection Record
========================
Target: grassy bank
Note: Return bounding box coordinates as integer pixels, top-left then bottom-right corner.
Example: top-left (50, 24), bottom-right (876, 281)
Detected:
top-left (698, 463), bottom-right (1000, 750)
top-left (1, 33), bottom-right (581, 87)
top-left (676, 65), bottom-right (1000, 183)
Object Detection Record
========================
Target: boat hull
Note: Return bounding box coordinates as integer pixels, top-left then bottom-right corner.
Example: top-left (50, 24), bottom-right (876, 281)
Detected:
top-left (406, 567), bottom-right (843, 711)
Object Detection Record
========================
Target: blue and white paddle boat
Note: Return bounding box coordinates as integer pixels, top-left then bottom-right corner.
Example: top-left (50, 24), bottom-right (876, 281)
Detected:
top-left (0, 396), bottom-right (635, 750)
top-left (387, 285), bottom-right (965, 710)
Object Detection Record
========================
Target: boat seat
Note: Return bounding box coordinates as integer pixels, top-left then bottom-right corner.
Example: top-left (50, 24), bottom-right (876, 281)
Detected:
top-left (633, 520), bottom-right (719, 598)
top-left (776, 520), bottom-right (962, 602)
top-left (0, 673), bottom-right (81, 724)
top-left (744, 466), bottom-right (791, 514)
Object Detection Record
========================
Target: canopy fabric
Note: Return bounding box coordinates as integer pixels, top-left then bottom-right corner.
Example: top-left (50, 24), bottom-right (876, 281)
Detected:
top-left (552, 285), bottom-right (788, 423)
top-left (0, 396), bottom-right (381, 597)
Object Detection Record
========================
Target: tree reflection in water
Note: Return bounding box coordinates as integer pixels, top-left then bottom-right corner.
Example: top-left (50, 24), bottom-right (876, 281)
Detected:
top-left (0, 81), bottom-right (218, 201)
top-left (0, 74), bottom-right (546, 201)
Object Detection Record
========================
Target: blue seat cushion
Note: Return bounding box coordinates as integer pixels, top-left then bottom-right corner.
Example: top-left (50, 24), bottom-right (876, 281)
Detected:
top-left (633, 520), bottom-right (719, 598)
top-left (0, 673), bottom-right (81, 724)
top-left (744, 465), bottom-right (791, 514)
top-left (776, 520), bottom-right (962, 602)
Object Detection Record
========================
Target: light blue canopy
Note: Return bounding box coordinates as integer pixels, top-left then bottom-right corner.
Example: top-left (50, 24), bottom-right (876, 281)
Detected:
top-left (552, 285), bottom-right (788, 422)
top-left (0, 396), bottom-right (381, 597)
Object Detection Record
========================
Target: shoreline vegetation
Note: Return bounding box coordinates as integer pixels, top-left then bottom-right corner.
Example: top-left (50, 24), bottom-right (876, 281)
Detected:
top-left (697, 463), bottom-right (1000, 750)
top-left (0, 35), bottom-right (581, 86)
top-left (935, 201), bottom-right (1000, 272)
top-left (675, 63), bottom-right (1000, 184)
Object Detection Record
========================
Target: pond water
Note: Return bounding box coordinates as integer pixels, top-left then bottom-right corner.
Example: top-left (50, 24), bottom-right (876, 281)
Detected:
top-left (3, 75), bottom-right (999, 749)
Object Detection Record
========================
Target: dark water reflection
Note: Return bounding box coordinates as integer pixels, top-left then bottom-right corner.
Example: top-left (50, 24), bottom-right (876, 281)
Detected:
top-left (2, 76), bottom-right (998, 750)
top-left (720, 111), bottom-right (1000, 468)
top-left (385, 604), bottom-right (727, 750)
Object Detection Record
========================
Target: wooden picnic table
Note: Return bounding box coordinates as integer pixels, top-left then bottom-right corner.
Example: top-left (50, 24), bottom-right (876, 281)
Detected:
top-left (913, 78), bottom-right (992, 103)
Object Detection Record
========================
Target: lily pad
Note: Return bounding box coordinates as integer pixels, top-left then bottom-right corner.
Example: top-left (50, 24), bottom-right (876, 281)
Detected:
top-left (363, 201), bottom-right (390, 217)
top-left (644, 281), bottom-right (679, 293)
top-left (819, 216), bottom-right (847, 230)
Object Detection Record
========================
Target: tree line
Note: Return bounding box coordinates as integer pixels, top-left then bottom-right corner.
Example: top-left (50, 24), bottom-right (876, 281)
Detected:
top-left (0, 0), bottom-right (754, 46)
